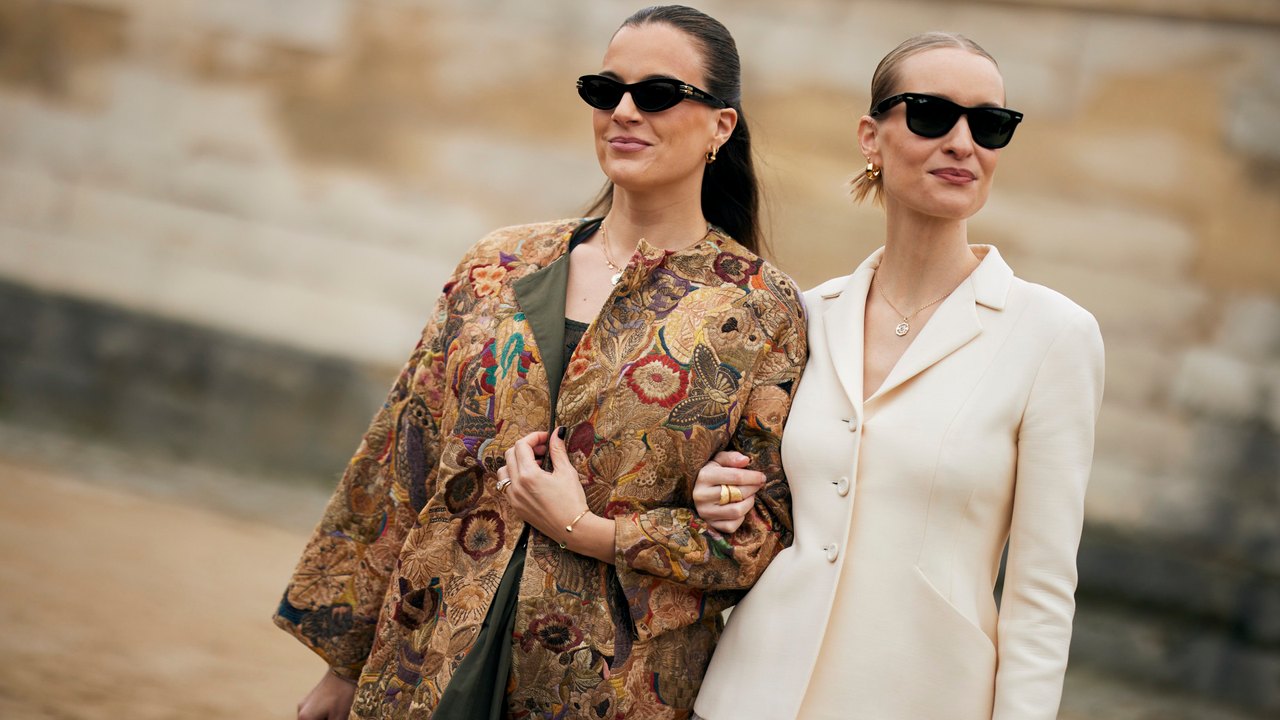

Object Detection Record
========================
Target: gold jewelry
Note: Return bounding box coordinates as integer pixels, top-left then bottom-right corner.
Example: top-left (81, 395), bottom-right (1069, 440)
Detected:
top-left (717, 485), bottom-right (731, 506)
top-left (600, 221), bottom-right (623, 286)
top-left (874, 274), bottom-right (954, 337)
top-left (558, 508), bottom-right (591, 549)
top-left (865, 161), bottom-right (881, 180)
top-left (706, 145), bottom-right (718, 163)
top-left (728, 485), bottom-right (744, 503)
top-left (565, 508), bottom-right (591, 533)
top-left (496, 470), bottom-right (511, 493)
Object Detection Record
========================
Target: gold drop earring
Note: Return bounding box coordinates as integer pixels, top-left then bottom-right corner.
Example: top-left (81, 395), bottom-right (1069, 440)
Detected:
top-left (706, 145), bottom-right (718, 163)
top-left (865, 160), bottom-right (881, 179)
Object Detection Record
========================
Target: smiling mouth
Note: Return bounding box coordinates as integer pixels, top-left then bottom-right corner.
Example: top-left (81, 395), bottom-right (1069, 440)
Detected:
top-left (931, 168), bottom-right (976, 184)
top-left (608, 137), bottom-right (650, 152)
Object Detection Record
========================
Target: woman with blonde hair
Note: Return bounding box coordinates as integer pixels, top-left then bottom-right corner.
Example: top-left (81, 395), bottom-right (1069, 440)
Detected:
top-left (692, 31), bottom-right (1104, 720)
top-left (276, 6), bottom-right (805, 719)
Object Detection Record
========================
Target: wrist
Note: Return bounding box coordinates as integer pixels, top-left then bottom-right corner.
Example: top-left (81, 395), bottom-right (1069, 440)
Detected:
top-left (556, 507), bottom-right (591, 549)
top-left (560, 512), bottom-right (617, 564)
top-left (328, 666), bottom-right (358, 685)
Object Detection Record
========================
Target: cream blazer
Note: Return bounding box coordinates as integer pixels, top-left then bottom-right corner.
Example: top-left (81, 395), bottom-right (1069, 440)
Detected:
top-left (695, 245), bottom-right (1104, 720)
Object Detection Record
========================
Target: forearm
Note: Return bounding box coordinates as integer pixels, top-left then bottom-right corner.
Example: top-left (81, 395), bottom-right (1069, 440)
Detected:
top-left (556, 512), bottom-right (616, 564)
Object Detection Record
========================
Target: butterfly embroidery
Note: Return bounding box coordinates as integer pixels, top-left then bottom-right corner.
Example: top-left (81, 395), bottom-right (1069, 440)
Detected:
top-left (666, 344), bottom-right (740, 430)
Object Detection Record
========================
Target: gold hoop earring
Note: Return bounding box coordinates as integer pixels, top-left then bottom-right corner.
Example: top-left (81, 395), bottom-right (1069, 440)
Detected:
top-left (865, 161), bottom-right (881, 180)
top-left (706, 146), bottom-right (718, 164)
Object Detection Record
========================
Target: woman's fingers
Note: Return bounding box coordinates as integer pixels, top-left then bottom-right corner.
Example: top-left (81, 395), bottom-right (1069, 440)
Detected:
top-left (694, 466), bottom-right (765, 505)
top-left (713, 450), bottom-right (751, 468)
top-left (703, 496), bottom-right (756, 534)
top-left (511, 436), bottom-right (542, 476)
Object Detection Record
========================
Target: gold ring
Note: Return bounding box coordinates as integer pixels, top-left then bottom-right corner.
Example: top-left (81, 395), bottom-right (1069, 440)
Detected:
top-left (728, 485), bottom-right (744, 503)
top-left (717, 485), bottom-right (731, 506)
top-left (496, 477), bottom-right (511, 493)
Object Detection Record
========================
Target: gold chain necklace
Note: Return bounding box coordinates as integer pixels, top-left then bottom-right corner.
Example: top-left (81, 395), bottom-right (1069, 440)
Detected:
top-left (600, 221), bottom-right (623, 286)
top-left (874, 274), bottom-right (954, 337)
top-left (600, 219), bottom-right (714, 285)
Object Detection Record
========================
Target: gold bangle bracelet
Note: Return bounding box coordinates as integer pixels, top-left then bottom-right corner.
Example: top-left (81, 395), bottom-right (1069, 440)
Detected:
top-left (559, 509), bottom-right (591, 550)
top-left (566, 509), bottom-right (591, 533)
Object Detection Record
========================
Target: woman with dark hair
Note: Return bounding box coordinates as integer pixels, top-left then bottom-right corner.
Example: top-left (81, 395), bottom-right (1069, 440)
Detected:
top-left (692, 32), bottom-right (1104, 720)
top-left (275, 6), bottom-right (805, 720)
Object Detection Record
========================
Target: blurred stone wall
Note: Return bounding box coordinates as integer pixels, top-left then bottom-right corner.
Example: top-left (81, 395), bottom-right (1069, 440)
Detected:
top-left (0, 0), bottom-right (1278, 712)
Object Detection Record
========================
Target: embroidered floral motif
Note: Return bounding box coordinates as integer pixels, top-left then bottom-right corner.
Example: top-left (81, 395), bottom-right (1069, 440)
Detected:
top-left (457, 509), bottom-right (505, 560)
top-left (522, 611), bottom-right (585, 653)
top-left (469, 264), bottom-right (507, 297)
top-left (712, 252), bottom-right (762, 286)
top-left (626, 354), bottom-right (689, 407)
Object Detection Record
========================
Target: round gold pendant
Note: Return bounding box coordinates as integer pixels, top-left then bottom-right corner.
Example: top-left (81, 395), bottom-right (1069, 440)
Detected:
top-left (610, 272), bottom-right (622, 285)
top-left (895, 322), bottom-right (909, 337)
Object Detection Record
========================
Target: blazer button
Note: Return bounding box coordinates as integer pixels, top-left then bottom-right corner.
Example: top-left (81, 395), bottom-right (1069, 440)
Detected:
top-left (845, 417), bottom-right (860, 432)
top-left (825, 544), bottom-right (840, 562)
top-left (836, 477), bottom-right (850, 496)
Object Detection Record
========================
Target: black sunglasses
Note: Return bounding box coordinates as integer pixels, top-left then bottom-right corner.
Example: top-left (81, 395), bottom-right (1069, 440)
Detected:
top-left (577, 74), bottom-right (727, 113)
top-left (870, 93), bottom-right (1023, 149)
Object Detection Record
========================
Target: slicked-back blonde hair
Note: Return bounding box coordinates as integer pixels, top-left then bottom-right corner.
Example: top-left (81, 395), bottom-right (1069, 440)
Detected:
top-left (850, 32), bottom-right (1000, 207)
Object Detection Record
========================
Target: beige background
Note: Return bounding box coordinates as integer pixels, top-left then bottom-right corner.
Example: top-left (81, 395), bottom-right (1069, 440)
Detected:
top-left (0, 0), bottom-right (1278, 717)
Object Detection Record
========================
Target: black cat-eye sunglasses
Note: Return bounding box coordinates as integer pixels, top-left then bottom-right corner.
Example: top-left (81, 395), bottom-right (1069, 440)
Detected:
top-left (577, 74), bottom-right (727, 113)
top-left (870, 93), bottom-right (1023, 149)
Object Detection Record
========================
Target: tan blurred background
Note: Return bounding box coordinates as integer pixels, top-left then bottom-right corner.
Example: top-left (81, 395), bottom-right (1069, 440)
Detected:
top-left (0, 0), bottom-right (1278, 718)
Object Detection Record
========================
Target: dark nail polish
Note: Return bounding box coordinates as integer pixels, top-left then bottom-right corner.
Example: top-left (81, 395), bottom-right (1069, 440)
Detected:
top-left (556, 426), bottom-right (566, 439)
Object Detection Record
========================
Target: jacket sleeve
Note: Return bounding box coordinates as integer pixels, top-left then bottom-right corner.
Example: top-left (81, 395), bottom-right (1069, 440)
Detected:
top-left (993, 308), bottom-right (1105, 719)
top-left (612, 302), bottom-right (805, 641)
top-left (271, 277), bottom-right (457, 680)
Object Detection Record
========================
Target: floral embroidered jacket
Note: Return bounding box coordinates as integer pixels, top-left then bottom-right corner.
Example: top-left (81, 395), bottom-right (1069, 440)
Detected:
top-left (274, 218), bottom-right (807, 719)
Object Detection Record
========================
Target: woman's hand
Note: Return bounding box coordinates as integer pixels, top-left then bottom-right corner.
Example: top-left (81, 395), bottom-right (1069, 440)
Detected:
top-left (297, 669), bottom-right (356, 720)
top-left (501, 428), bottom-right (617, 564)
top-left (693, 451), bottom-right (764, 535)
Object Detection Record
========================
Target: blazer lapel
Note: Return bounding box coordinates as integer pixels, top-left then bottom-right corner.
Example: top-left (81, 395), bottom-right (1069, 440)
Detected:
top-left (823, 253), bottom-right (879, 424)
top-left (864, 277), bottom-right (982, 405)
top-left (864, 245), bottom-right (1012, 405)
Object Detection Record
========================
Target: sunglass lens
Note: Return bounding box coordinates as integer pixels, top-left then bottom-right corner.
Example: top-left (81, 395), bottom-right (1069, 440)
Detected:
top-left (906, 96), bottom-right (960, 138)
top-left (579, 77), bottom-right (623, 109)
top-left (969, 109), bottom-right (1017, 149)
top-left (631, 81), bottom-right (681, 112)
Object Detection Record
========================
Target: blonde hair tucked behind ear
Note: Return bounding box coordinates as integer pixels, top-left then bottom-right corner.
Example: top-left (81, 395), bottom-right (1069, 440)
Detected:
top-left (850, 31), bottom-right (999, 207)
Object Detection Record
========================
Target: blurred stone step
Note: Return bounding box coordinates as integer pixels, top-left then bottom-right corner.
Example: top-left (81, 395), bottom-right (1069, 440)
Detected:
top-left (1094, 401), bottom-right (1193, 476)
top-left (1071, 598), bottom-right (1280, 716)
top-left (1060, 664), bottom-right (1271, 720)
top-left (0, 220), bottom-right (439, 365)
top-left (1078, 529), bottom-right (1280, 647)
top-left (0, 81), bottom-right (492, 255)
top-left (1059, 661), bottom-right (1269, 717)
top-left (1103, 338), bottom-right (1181, 407)
top-left (1011, 257), bottom-right (1208, 345)
top-left (0, 164), bottom-right (496, 364)
top-left (0, 278), bottom-right (391, 480)
top-left (973, 192), bottom-right (1196, 280)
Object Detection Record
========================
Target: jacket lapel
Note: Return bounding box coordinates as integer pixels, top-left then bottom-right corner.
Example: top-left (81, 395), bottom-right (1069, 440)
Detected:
top-left (512, 251), bottom-right (570, 419)
top-left (864, 244), bottom-right (1012, 405)
top-left (864, 278), bottom-right (982, 405)
top-left (822, 253), bottom-right (879, 424)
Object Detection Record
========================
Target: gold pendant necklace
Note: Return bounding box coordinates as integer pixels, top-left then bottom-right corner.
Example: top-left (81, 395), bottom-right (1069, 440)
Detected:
top-left (874, 274), bottom-right (954, 337)
top-left (600, 221), bottom-right (623, 285)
